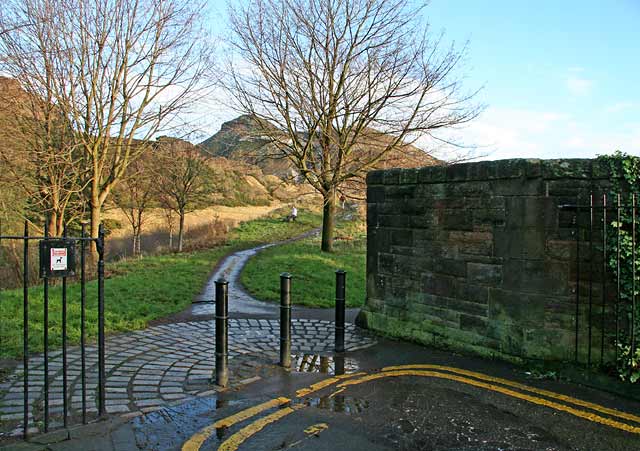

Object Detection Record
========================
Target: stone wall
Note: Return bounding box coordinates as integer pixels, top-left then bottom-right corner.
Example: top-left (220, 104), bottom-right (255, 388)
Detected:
top-left (359, 158), bottom-right (624, 363)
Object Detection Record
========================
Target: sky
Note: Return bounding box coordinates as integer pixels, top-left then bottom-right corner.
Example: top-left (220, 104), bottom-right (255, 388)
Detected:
top-left (201, 0), bottom-right (640, 161)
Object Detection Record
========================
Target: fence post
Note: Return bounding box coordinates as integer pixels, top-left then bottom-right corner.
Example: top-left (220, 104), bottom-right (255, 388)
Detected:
top-left (80, 222), bottom-right (87, 424)
top-left (215, 279), bottom-right (229, 387)
top-left (97, 223), bottom-right (106, 417)
top-left (280, 273), bottom-right (292, 368)
top-left (335, 269), bottom-right (346, 353)
top-left (62, 226), bottom-right (68, 428)
top-left (43, 220), bottom-right (50, 431)
top-left (22, 220), bottom-right (29, 439)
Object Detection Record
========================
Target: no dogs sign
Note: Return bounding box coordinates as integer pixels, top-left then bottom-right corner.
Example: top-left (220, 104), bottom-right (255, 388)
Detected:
top-left (39, 239), bottom-right (76, 278)
top-left (50, 248), bottom-right (68, 271)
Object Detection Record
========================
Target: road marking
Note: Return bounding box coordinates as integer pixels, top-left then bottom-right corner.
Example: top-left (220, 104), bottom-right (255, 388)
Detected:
top-left (182, 365), bottom-right (640, 450)
top-left (184, 372), bottom-right (363, 451)
top-left (381, 364), bottom-right (640, 425)
top-left (304, 423), bottom-right (329, 435)
top-left (218, 405), bottom-right (303, 451)
top-left (181, 397), bottom-right (290, 451)
top-left (295, 372), bottom-right (365, 397)
top-left (339, 370), bottom-right (640, 434)
top-left (285, 422), bottom-right (330, 449)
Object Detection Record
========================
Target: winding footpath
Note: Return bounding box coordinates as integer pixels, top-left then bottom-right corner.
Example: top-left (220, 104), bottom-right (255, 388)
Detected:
top-left (0, 229), bottom-right (375, 437)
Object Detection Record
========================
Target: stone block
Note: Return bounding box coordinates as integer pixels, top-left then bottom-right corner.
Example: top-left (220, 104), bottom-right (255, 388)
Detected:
top-left (503, 260), bottom-right (569, 296)
top-left (473, 208), bottom-right (506, 228)
top-left (487, 320), bottom-right (524, 356)
top-left (488, 288), bottom-right (545, 325)
top-left (422, 273), bottom-right (457, 297)
top-left (466, 160), bottom-right (498, 180)
top-left (378, 253), bottom-right (395, 273)
top-left (398, 199), bottom-right (428, 215)
top-left (400, 168), bottom-right (419, 184)
top-left (409, 212), bottom-right (439, 229)
top-left (446, 297), bottom-right (489, 317)
top-left (445, 163), bottom-right (470, 181)
top-left (442, 209), bottom-right (474, 231)
top-left (367, 186), bottom-right (386, 203)
top-left (383, 168), bottom-right (402, 185)
top-left (415, 183), bottom-right (447, 199)
top-left (460, 314), bottom-right (488, 335)
top-left (456, 283), bottom-right (489, 304)
top-left (495, 159), bottom-right (528, 179)
top-left (444, 181), bottom-right (492, 198)
top-left (541, 159), bottom-right (592, 180)
top-left (385, 184), bottom-right (416, 199)
top-left (366, 170), bottom-right (385, 185)
top-left (417, 165), bottom-right (446, 183)
top-left (546, 240), bottom-right (573, 261)
top-left (467, 262), bottom-right (503, 286)
top-left (491, 179), bottom-right (544, 196)
top-left (522, 328), bottom-right (574, 360)
top-left (435, 258), bottom-right (467, 278)
top-left (391, 229), bottom-right (413, 247)
top-left (378, 215), bottom-right (408, 228)
top-left (366, 203), bottom-right (378, 225)
top-left (493, 227), bottom-right (545, 260)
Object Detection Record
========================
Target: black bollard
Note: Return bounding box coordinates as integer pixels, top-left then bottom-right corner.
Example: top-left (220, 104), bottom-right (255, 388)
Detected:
top-left (215, 279), bottom-right (229, 387)
top-left (280, 273), bottom-right (292, 367)
top-left (335, 269), bottom-right (346, 353)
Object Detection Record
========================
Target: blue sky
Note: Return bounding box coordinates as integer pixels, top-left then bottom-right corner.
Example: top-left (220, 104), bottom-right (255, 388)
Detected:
top-left (202, 0), bottom-right (640, 161)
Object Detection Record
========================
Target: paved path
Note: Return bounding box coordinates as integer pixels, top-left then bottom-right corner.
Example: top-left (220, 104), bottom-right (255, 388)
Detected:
top-left (192, 228), bottom-right (361, 321)
top-left (0, 231), bottom-right (375, 439)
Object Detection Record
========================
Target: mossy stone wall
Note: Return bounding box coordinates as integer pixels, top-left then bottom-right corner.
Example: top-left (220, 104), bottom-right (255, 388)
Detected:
top-left (359, 158), bottom-right (623, 362)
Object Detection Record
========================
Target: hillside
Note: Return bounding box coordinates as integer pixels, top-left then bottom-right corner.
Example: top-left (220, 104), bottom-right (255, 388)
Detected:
top-left (199, 115), bottom-right (440, 179)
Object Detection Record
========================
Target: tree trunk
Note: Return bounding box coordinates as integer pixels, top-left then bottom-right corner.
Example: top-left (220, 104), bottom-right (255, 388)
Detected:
top-left (56, 213), bottom-right (64, 237)
top-left (47, 212), bottom-right (57, 237)
top-left (321, 191), bottom-right (336, 252)
top-left (168, 223), bottom-right (173, 249)
top-left (132, 228), bottom-right (138, 256)
top-left (178, 210), bottom-right (185, 252)
top-left (90, 189), bottom-right (101, 258)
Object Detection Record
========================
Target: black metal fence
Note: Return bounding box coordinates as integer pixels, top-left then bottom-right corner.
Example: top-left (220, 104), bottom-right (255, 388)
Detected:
top-left (561, 193), bottom-right (638, 368)
top-left (0, 221), bottom-right (106, 438)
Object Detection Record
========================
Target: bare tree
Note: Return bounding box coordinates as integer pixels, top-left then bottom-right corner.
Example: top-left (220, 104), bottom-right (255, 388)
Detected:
top-left (0, 0), bottom-right (212, 242)
top-left (0, 77), bottom-right (84, 236)
top-left (112, 155), bottom-right (157, 256)
top-left (154, 138), bottom-right (215, 252)
top-left (225, 0), bottom-right (481, 251)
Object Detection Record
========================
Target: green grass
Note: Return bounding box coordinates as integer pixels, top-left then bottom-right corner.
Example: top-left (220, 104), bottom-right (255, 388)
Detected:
top-left (0, 208), bottom-right (321, 359)
top-left (241, 219), bottom-right (366, 308)
top-left (228, 208), bottom-right (319, 245)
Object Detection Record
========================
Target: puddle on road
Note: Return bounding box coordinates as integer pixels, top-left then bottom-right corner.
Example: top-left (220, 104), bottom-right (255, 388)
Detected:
top-left (291, 354), bottom-right (360, 375)
top-left (290, 354), bottom-right (369, 416)
top-left (301, 394), bottom-right (369, 415)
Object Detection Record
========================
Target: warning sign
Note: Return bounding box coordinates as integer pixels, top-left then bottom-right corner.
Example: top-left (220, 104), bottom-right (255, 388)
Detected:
top-left (50, 248), bottom-right (68, 271)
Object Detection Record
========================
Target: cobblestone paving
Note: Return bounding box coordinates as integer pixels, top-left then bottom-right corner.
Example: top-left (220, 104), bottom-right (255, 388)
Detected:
top-left (0, 319), bottom-right (375, 435)
top-left (0, 231), bottom-right (376, 437)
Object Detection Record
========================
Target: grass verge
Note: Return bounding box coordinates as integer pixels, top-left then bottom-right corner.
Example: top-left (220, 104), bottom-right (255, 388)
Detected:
top-left (241, 216), bottom-right (366, 308)
top-left (0, 208), bottom-right (320, 359)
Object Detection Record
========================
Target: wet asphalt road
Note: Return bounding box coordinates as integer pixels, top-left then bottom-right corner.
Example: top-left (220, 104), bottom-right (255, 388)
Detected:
top-left (118, 339), bottom-right (640, 451)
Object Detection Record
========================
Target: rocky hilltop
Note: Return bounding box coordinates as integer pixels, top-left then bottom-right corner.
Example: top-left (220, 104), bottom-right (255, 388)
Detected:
top-left (199, 115), bottom-right (440, 179)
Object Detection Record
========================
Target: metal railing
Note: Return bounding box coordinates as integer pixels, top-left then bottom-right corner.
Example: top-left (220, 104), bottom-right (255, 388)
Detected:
top-left (560, 193), bottom-right (638, 368)
top-left (0, 221), bottom-right (106, 438)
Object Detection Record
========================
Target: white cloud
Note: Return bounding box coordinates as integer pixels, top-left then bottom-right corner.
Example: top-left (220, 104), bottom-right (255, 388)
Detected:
top-left (421, 107), bottom-right (640, 161)
top-left (604, 102), bottom-right (635, 114)
top-left (566, 76), bottom-right (594, 96)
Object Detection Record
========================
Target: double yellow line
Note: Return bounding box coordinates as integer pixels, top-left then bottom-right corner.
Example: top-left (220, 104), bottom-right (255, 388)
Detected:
top-left (182, 365), bottom-right (640, 451)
